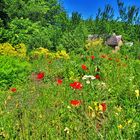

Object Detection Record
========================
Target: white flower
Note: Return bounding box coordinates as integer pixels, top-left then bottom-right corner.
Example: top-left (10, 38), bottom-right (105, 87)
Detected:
top-left (82, 75), bottom-right (87, 80)
top-left (91, 76), bottom-right (96, 80)
top-left (64, 127), bottom-right (70, 134)
top-left (82, 75), bottom-right (96, 80)
top-left (86, 80), bottom-right (90, 84)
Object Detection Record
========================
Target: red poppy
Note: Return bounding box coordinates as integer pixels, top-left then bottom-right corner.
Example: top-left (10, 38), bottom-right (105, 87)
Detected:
top-left (37, 72), bottom-right (45, 80)
top-left (101, 103), bottom-right (107, 112)
top-left (10, 88), bottom-right (16, 92)
top-left (70, 82), bottom-right (83, 90)
top-left (81, 64), bottom-right (87, 70)
top-left (57, 79), bottom-right (63, 85)
top-left (70, 100), bottom-right (81, 106)
top-left (91, 55), bottom-right (95, 60)
top-left (95, 74), bottom-right (100, 79)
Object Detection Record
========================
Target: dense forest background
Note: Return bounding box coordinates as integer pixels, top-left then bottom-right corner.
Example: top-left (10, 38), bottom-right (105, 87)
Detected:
top-left (0, 0), bottom-right (140, 52)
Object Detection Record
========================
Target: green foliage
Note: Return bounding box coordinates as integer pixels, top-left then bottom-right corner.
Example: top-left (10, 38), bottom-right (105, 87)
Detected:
top-left (0, 55), bottom-right (31, 89)
top-left (59, 23), bottom-right (89, 52)
top-left (96, 4), bottom-right (114, 21)
top-left (3, 0), bottom-right (49, 22)
top-left (1, 18), bottom-right (55, 50)
top-left (117, 0), bottom-right (139, 24)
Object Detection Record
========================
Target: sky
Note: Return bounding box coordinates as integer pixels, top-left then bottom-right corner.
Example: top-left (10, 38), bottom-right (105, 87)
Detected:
top-left (60, 0), bottom-right (140, 19)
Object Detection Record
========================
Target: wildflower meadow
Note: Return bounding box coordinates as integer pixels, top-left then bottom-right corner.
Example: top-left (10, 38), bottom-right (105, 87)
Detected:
top-left (0, 0), bottom-right (140, 139)
top-left (0, 45), bottom-right (139, 139)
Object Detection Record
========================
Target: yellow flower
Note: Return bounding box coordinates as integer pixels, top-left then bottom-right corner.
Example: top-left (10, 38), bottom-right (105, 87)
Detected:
top-left (39, 114), bottom-right (43, 119)
top-left (127, 119), bottom-right (132, 124)
top-left (115, 106), bottom-right (122, 112)
top-left (98, 104), bottom-right (103, 111)
top-left (125, 119), bottom-right (133, 125)
top-left (88, 106), bottom-right (94, 111)
top-left (118, 124), bottom-right (123, 129)
top-left (132, 122), bottom-right (137, 128)
top-left (88, 106), bottom-right (96, 118)
top-left (135, 90), bottom-right (139, 99)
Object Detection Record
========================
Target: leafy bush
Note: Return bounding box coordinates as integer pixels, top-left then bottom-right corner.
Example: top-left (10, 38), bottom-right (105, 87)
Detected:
top-left (1, 18), bottom-right (55, 50)
top-left (0, 55), bottom-right (31, 89)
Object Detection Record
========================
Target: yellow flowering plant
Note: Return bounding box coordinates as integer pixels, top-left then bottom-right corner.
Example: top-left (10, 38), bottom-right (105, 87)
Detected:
top-left (85, 38), bottom-right (103, 49)
top-left (0, 43), bottom-right (27, 58)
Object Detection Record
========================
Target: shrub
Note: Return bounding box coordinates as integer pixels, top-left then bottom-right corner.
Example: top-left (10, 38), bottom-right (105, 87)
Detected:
top-left (1, 18), bottom-right (54, 50)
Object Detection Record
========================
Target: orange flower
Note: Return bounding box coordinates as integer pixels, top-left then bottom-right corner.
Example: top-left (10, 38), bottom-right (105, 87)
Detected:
top-left (101, 54), bottom-right (107, 58)
top-left (108, 58), bottom-right (113, 60)
top-left (10, 88), bottom-right (17, 92)
top-left (115, 59), bottom-right (120, 62)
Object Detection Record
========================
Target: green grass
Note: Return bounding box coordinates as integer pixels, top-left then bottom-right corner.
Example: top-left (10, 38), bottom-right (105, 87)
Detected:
top-left (0, 46), bottom-right (140, 140)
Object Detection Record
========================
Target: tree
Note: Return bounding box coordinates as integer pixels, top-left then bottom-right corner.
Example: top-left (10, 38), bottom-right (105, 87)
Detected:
top-left (95, 4), bottom-right (114, 34)
top-left (117, 0), bottom-right (139, 24)
top-left (70, 11), bottom-right (82, 30)
top-left (85, 16), bottom-right (96, 33)
top-left (95, 4), bottom-right (114, 21)
top-left (0, 0), bottom-right (9, 28)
